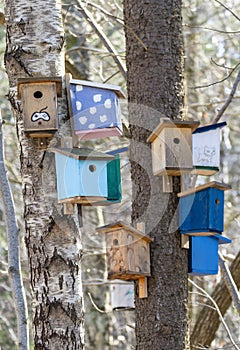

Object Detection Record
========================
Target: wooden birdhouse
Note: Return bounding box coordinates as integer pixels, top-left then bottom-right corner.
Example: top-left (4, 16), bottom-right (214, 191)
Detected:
top-left (188, 234), bottom-right (231, 275)
top-left (110, 281), bottom-right (135, 310)
top-left (97, 222), bottom-right (153, 298)
top-left (178, 181), bottom-right (231, 236)
top-left (192, 122), bottom-right (227, 175)
top-left (50, 147), bottom-right (115, 205)
top-left (17, 77), bottom-right (62, 138)
top-left (66, 76), bottom-right (125, 140)
top-left (147, 118), bottom-right (200, 176)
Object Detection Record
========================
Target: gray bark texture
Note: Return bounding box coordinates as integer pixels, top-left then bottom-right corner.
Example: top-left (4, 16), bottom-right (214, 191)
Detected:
top-left (4, 1), bottom-right (85, 349)
top-left (123, 1), bottom-right (189, 350)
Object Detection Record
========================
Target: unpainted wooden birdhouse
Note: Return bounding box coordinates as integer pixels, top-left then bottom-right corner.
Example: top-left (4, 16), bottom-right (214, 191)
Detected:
top-left (66, 76), bottom-right (125, 140)
top-left (147, 118), bottom-right (200, 176)
top-left (178, 181), bottom-right (231, 236)
top-left (97, 221), bottom-right (153, 298)
top-left (50, 147), bottom-right (115, 205)
top-left (192, 122), bottom-right (227, 175)
top-left (188, 234), bottom-right (231, 275)
top-left (17, 77), bottom-right (62, 138)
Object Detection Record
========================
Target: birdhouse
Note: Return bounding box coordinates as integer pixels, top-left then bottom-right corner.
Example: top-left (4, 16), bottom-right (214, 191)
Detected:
top-left (192, 122), bottom-right (227, 175)
top-left (110, 281), bottom-right (135, 310)
top-left (17, 77), bottom-right (62, 138)
top-left (147, 118), bottom-right (200, 176)
top-left (50, 147), bottom-right (115, 205)
top-left (178, 181), bottom-right (231, 236)
top-left (97, 222), bottom-right (153, 298)
top-left (66, 76), bottom-right (125, 140)
top-left (188, 234), bottom-right (231, 275)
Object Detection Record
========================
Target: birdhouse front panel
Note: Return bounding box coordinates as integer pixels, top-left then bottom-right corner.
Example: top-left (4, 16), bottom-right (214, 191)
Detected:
top-left (110, 282), bottom-right (135, 310)
top-left (20, 82), bottom-right (58, 136)
top-left (178, 182), bottom-right (230, 235)
top-left (67, 79), bottom-right (124, 140)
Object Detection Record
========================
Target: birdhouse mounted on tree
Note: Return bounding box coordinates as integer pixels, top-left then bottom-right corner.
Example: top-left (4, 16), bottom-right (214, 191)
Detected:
top-left (17, 77), bottom-right (62, 138)
top-left (50, 147), bottom-right (115, 205)
top-left (178, 181), bottom-right (231, 236)
top-left (147, 118), bottom-right (200, 176)
top-left (110, 281), bottom-right (135, 310)
top-left (97, 221), bottom-right (153, 298)
top-left (66, 76), bottom-right (125, 140)
top-left (188, 234), bottom-right (231, 275)
top-left (192, 121), bottom-right (227, 175)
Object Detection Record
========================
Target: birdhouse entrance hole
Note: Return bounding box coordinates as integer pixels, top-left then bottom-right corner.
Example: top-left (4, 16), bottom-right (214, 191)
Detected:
top-left (89, 164), bottom-right (96, 172)
top-left (33, 91), bottom-right (43, 99)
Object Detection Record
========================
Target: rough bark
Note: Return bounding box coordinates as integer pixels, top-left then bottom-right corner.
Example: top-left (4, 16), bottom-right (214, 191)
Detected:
top-left (123, 1), bottom-right (189, 349)
top-left (4, 1), bottom-right (85, 349)
top-left (190, 250), bottom-right (240, 348)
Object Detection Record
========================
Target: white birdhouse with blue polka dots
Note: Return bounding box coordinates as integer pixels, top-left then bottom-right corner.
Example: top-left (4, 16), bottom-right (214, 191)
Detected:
top-left (66, 76), bottom-right (125, 140)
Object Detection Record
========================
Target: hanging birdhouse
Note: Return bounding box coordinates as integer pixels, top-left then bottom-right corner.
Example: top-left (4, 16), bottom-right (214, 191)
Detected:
top-left (66, 76), bottom-right (125, 140)
top-left (110, 281), bottom-right (135, 310)
top-left (188, 234), bottom-right (231, 275)
top-left (50, 147), bottom-right (115, 205)
top-left (17, 77), bottom-right (62, 138)
top-left (147, 118), bottom-right (199, 176)
top-left (192, 122), bottom-right (227, 175)
top-left (178, 181), bottom-right (231, 236)
top-left (97, 222), bottom-right (153, 298)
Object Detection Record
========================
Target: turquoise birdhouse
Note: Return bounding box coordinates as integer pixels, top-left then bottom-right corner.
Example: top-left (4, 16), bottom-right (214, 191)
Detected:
top-left (51, 148), bottom-right (115, 205)
top-left (188, 234), bottom-right (231, 275)
top-left (178, 181), bottom-right (231, 236)
top-left (66, 76), bottom-right (125, 140)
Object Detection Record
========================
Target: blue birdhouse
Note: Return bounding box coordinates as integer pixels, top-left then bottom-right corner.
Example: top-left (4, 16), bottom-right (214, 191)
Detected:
top-left (192, 122), bottom-right (227, 175)
top-left (188, 234), bottom-right (231, 275)
top-left (66, 76), bottom-right (125, 140)
top-left (178, 181), bottom-right (231, 236)
top-left (51, 148), bottom-right (115, 205)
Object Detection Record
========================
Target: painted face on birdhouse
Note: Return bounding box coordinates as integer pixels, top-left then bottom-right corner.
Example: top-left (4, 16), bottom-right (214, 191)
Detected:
top-left (31, 107), bottom-right (51, 123)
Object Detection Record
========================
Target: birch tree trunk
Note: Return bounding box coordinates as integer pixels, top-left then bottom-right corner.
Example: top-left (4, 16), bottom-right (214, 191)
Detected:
top-left (4, 1), bottom-right (85, 348)
top-left (124, 1), bottom-right (189, 349)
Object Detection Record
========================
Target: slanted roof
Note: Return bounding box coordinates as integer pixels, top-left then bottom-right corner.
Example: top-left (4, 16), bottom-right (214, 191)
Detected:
top-left (177, 181), bottom-right (231, 198)
top-left (193, 121), bottom-right (227, 134)
top-left (49, 147), bottom-right (114, 160)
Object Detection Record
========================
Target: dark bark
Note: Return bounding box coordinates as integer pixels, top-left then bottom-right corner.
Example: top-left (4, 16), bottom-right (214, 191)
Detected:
top-left (123, 1), bottom-right (189, 349)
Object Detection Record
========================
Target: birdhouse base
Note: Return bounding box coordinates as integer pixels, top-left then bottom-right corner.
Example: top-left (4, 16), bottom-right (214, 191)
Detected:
top-left (59, 196), bottom-right (107, 205)
top-left (75, 126), bottom-right (122, 140)
top-left (191, 166), bottom-right (219, 176)
top-left (154, 167), bottom-right (194, 176)
top-left (28, 131), bottom-right (55, 138)
top-left (180, 230), bottom-right (221, 237)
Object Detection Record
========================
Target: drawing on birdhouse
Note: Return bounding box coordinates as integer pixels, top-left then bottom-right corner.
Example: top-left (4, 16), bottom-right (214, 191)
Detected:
top-left (97, 222), bottom-right (153, 298)
top-left (66, 75), bottom-right (125, 140)
top-left (178, 181), bottom-right (231, 236)
top-left (192, 122), bottom-right (227, 175)
top-left (110, 281), bottom-right (135, 310)
top-left (188, 234), bottom-right (231, 275)
top-left (17, 77), bottom-right (62, 138)
top-left (147, 118), bottom-right (200, 176)
top-left (50, 147), bottom-right (115, 205)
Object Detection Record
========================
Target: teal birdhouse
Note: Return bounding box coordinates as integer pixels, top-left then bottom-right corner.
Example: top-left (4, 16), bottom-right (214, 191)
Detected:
top-left (51, 148), bottom-right (115, 205)
top-left (178, 181), bottom-right (231, 236)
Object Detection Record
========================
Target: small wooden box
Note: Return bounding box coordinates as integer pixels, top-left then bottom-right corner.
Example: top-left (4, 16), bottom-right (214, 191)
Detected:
top-left (178, 181), bottom-right (231, 236)
top-left (51, 147), bottom-right (114, 205)
top-left (188, 234), bottom-right (231, 275)
top-left (17, 77), bottom-right (62, 138)
top-left (110, 281), bottom-right (135, 310)
top-left (192, 122), bottom-right (227, 175)
top-left (147, 118), bottom-right (199, 176)
top-left (67, 77), bottom-right (125, 140)
top-left (97, 222), bottom-right (153, 281)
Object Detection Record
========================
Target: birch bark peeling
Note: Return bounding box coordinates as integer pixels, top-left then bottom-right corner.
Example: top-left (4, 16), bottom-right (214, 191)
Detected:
top-left (4, 1), bottom-right (85, 349)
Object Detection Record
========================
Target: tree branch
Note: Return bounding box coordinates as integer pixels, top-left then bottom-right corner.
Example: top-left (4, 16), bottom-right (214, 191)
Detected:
top-left (0, 116), bottom-right (29, 350)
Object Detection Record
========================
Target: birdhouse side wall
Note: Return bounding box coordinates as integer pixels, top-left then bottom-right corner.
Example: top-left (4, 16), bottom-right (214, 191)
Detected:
top-left (193, 129), bottom-right (220, 168)
top-left (151, 134), bottom-right (166, 175)
top-left (106, 155), bottom-right (122, 201)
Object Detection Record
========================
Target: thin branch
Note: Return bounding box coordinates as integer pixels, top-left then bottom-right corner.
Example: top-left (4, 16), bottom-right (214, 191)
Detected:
top-left (0, 117), bottom-right (29, 350)
top-left (87, 292), bottom-right (109, 314)
top-left (212, 68), bottom-right (240, 123)
top-left (218, 252), bottom-right (240, 315)
top-left (213, 0), bottom-right (240, 22)
top-left (189, 279), bottom-right (240, 350)
top-left (184, 23), bottom-right (240, 34)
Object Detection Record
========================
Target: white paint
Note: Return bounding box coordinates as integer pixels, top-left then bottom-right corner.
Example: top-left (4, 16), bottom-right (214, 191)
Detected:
top-left (90, 107), bottom-right (97, 115)
top-left (100, 115), bottom-right (107, 123)
top-left (104, 99), bottom-right (112, 109)
top-left (76, 101), bottom-right (82, 111)
top-left (76, 85), bottom-right (83, 91)
top-left (79, 116), bottom-right (87, 125)
top-left (192, 129), bottom-right (220, 167)
top-left (93, 94), bottom-right (102, 103)
top-left (88, 123), bottom-right (96, 129)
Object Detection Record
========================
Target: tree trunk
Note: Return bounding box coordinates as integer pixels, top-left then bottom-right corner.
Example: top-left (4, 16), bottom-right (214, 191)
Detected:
top-left (123, 1), bottom-right (189, 349)
top-left (4, 1), bottom-right (85, 349)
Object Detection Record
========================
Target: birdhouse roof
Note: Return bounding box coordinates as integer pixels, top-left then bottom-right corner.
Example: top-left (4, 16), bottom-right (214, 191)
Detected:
top-left (49, 147), bottom-right (115, 160)
top-left (96, 221), bottom-right (153, 243)
top-left (213, 233), bottom-right (231, 245)
top-left (69, 78), bottom-right (126, 99)
top-left (17, 76), bottom-right (62, 98)
top-left (193, 121), bottom-right (227, 134)
top-left (147, 118), bottom-right (200, 143)
top-left (177, 181), bottom-right (231, 198)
